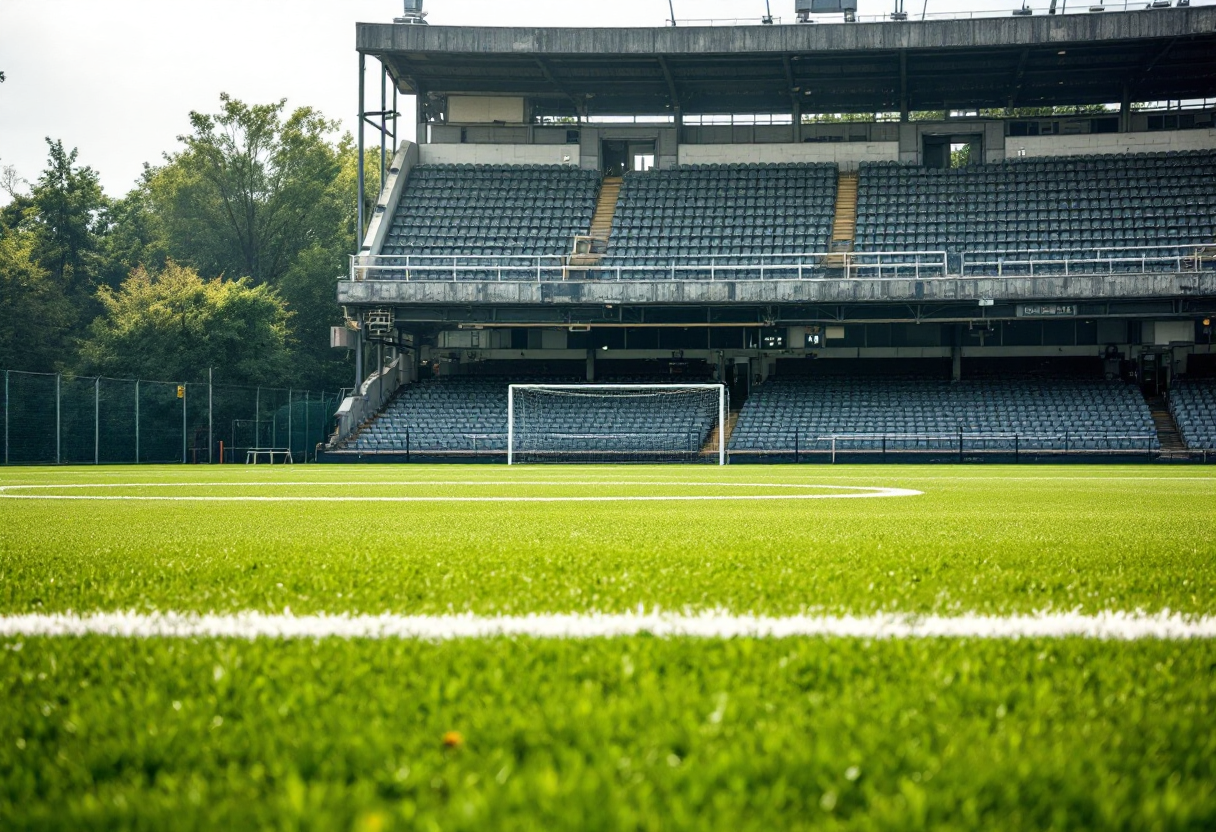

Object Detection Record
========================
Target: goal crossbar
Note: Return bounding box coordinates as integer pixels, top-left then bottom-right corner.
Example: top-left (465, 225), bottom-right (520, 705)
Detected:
top-left (507, 383), bottom-right (727, 465)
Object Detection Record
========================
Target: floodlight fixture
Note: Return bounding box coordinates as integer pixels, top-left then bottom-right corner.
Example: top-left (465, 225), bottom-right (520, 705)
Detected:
top-left (797, 0), bottom-right (858, 23)
top-left (395, 0), bottom-right (428, 24)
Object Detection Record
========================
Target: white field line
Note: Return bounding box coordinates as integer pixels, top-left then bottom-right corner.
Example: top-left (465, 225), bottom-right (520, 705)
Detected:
top-left (0, 482), bottom-right (922, 502)
top-left (1, 610), bottom-right (1213, 641)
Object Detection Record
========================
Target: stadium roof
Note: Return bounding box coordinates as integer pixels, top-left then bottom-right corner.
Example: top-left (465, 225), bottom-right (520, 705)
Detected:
top-left (358, 7), bottom-right (1216, 115)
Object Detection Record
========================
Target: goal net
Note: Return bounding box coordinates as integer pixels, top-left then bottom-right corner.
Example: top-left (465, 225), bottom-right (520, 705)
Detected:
top-left (508, 384), bottom-right (727, 465)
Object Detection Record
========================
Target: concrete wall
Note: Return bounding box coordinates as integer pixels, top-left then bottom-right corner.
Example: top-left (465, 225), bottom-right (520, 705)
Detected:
top-left (1012, 128), bottom-right (1216, 159)
top-left (678, 142), bottom-right (899, 170)
top-left (418, 143), bottom-right (580, 166)
top-left (362, 141), bottom-right (419, 256)
top-left (448, 96), bottom-right (525, 124)
top-left (340, 272), bottom-right (1216, 307)
top-left (362, 8), bottom-right (1216, 59)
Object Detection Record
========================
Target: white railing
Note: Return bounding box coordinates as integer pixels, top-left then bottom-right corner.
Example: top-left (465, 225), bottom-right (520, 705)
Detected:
top-left (349, 251), bottom-right (950, 282)
top-left (848, 0), bottom-right (1210, 23)
top-left (668, 17), bottom-right (784, 26)
top-left (349, 245), bottom-right (1214, 282)
top-left (731, 431), bottom-right (1161, 463)
top-left (843, 251), bottom-right (950, 279)
top-left (960, 244), bottom-right (1215, 276)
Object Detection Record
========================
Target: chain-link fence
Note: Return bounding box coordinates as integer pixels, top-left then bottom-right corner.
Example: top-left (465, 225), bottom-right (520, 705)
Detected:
top-left (1, 370), bottom-right (341, 465)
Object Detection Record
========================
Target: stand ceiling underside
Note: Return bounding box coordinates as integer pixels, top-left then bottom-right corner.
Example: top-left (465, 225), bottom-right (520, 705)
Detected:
top-left (358, 8), bottom-right (1216, 115)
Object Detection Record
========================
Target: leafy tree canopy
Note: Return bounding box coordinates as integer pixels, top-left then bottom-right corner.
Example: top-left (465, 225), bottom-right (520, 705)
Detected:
top-left (146, 94), bottom-right (349, 286)
top-left (78, 262), bottom-right (294, 386)
top-left (29, 139), bottom-right (107, 305)
top-left (0, 228), bottom-right (75, 372)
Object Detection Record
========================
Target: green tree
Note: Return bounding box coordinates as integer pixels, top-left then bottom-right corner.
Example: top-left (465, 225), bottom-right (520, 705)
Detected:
top-left (982, 105), bottom-right (1112, 118)
top-left (78, 261), bottom-right (294, 385)
top-left (147, 94), bottom-right (348, 285)
top-left (29, 139), bottom-right (108, 309)
top-left (0, 227), bottom-right (75, 371)
top-left (95, 175), bottom-right (169, 292)
top-left (143, 94), bottom-right (356, 390)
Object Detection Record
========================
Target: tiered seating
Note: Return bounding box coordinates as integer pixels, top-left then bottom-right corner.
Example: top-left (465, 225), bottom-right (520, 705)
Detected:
top-left (351, 378), bottom-right (510, 453)
top-left (513, 390), bottom-right (717, 459)
top-left (1169, 379), bottom-right (1216, 450)
top-left (729, 377), bottom-right (1159, 453)
top-left (348, 378), bottom-right (718, 457)
top-left (856, 151), bottom-right (1216, 267)
top-left (381, 165), bottom-right (599, 270)
top-left (604, 163), bottom-right (837, 277)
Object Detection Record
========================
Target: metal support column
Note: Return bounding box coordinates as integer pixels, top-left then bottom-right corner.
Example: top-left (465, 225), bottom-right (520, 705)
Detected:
top-left (3, 370), bottom-right (8, 466)
top-left (135, 380), bottom-right (140, 463)
top-left (55, 373), bottom-right (61, 465)
top-left (182, 383), bottom-right (187, 464)
top-left (357, 52), bottom-right (366, 249)
top-left (355, 316), bottom-right (364, 392)
top-left (208, 368), bottom-right (214, 464)
top-left (304, 391), bottom-right (310, 464)
top-left (288, 388), bottom-right (293, 459)
top-left (380, 64), bottom-right (388, 192)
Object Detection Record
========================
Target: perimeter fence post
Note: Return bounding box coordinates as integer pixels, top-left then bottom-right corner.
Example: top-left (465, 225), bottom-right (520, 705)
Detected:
top-left (406, 427), bottom-right (410, 463)
top-left (256, 387), bottom-right (261, 450)
top-left (55, 373), bottom-right (61, 465)
top-left (208, 368), bottom-right (214, 464)
top-left (882, 435), bottom-right (887, 463)
top-left (958, 429), bottom-right (963, 464)
top-left (135, 380), bottom-right (140, 463)
top-left (304, 391), bottom-right (310, 463)
top-left (3, 370), bottom-right (8, 466)
top-left (94, 377), bottom-right (100, 465)
top-left (1015, 434), bottom-right (1020, 464)
top-left (288, 388), bottom-right (293, 460)
top-left (182, 382), bottom-right (187, 464)
top-left (794, 428), bottom-right (800, 464)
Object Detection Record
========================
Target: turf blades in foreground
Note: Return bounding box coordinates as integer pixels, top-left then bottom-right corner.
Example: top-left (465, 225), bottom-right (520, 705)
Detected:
top-left (2, 637), bottom-right (1214, 831)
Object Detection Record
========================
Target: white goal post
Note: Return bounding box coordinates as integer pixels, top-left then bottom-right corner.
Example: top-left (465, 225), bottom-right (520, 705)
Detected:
top-left (507, 384), bottom-right (727, 465)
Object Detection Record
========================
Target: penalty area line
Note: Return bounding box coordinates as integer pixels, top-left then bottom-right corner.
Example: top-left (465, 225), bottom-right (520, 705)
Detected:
top-left (0, 610), bottom-right (1213, 641)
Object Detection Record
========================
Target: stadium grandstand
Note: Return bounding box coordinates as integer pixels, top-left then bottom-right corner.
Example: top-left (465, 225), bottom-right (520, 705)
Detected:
top-left (325, 1), bottom-right (1216, 463)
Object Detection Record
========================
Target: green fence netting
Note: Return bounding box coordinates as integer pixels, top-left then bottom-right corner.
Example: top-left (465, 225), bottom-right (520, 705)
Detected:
top-left (1, 370), bottom-right (341, 465)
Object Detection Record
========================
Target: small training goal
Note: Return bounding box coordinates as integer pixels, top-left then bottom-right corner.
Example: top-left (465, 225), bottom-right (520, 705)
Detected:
top-left (507, 384), bottom-right (727, 465)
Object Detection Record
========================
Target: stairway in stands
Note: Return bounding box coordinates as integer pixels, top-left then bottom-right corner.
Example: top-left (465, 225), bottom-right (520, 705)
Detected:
top-left (701, 409), bottom-right (741, 458)
top-left (826, 171), bottom-right (859, 268)
top-left (568, 176), bottom-right (622, 271)
top-left (590, 176), bottom-right (622, 240)
top-left (1147, 395), bottom-right (1188, 458)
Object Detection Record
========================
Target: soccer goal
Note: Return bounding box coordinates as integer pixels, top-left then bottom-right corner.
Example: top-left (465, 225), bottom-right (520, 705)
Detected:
top-left (507, 384), bottom-right (727, 465)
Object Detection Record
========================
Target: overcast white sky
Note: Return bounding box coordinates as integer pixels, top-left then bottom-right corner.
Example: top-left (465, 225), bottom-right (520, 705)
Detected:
top-left (0, 0), bottom-right (1150, 202)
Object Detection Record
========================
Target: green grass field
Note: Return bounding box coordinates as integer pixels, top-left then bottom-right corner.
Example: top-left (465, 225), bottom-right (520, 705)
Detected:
top-left (1, 464), bottom-right (1214, 830)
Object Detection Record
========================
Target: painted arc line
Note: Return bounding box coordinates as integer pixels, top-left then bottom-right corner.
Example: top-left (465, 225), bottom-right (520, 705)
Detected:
top-left (0, 610), bottom-right (1213, 641)
top-left (0, 483), bottom-right (923, 502)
